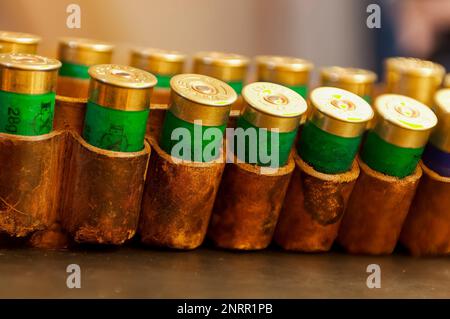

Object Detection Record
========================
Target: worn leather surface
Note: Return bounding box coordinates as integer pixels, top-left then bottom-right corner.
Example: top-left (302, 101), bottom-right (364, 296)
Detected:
top-left (54, 95), bottom-right (86, 134)
top-left (274, 153), bottom-right (359, 252)
top-left (61, 132), bottom-right (150, 245)
top-left (400, 163), bottom-right (450, 256)
top-left (146, 105), bottom-right (168, 141)
top-left (139, 138), bottom-right (225, 249)
top-left (338, 159), bottom-right (422, 255)
top-left (0, 131), bottom-right (68, 248)
top-left (208, 158), bottom-right (295, 250)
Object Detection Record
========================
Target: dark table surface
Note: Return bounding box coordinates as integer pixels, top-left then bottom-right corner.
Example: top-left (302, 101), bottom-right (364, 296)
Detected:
top-left (0, 245), bottom-right (448, 298)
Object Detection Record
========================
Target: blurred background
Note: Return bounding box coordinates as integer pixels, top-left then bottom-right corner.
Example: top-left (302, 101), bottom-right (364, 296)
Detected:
top-left (0, 0), bottom-right (449, 82)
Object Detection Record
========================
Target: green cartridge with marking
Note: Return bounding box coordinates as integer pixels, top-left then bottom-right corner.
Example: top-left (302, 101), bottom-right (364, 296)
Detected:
top-left (82, 64), bottom-right (157, 152)
top-left (255, 55), bottom-right (313, 99)
top-left (130, 48), bottom-right (186, 89)
top-left (193, 51), bottom-right (249, 95)
top-left (236, 82), bottom-right (307, 167)
top-left (0, 53), bottom-right (61, 136)
top-left (298, 87), bottom-right (374, 174)
top-left (58, 38), bottom-right (114, 80)
top-left (160, 74), bottom-right (237, 162)
top-left (361, 94), bottom-right (438, 178)
top-left (0, 31), bottom-right (40, 54)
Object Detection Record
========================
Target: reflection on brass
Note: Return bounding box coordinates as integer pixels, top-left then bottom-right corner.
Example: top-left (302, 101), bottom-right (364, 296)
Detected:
top-left (58, 37), bottom-right (114, 66)
top-left (309, 87), bottom-right (373, 138)
top-left (0, 31), bottom-right (40, 54)
top-left (385, 57), bottom-right (445, 107)
top-left (430, 89), bottom-right (450, 152)
top-left (256, 55), bottom-right (313, 86)
top-left (130, 48), bottom-right (185, 75)
top-left (310, 108), bottom-right (368, 138)
top-left (168, 74), bottom-right (236, 126)
top-left (373, 94), bottom-right (437, 148)
top-left (193, 51), bottom-right (249, 82)
top-left (240, 82), bottom-right (307, 132)
top-left (88, 64), bottom-right (157, 111)
top-left (320, 66), bottom-right (376, 98)
top-left (0, 53), bottom-right (60, 94)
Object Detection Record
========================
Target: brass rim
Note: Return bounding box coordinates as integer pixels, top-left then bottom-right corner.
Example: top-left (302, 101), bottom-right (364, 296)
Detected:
top-left (88, 64), bottom-right (157, 111)
top-left (0, 53), bottom-right (61, 94)
top-left (58, 37), bottom-right (114, 66)
top-left (241, 82), bottom-right (307, 132)
top-left (255, 55), bottom-right (313, 87)
top-left (193, 51), bottom-right (249, 82)
top-left (385, 57), bottom-right (445, 106)
top-left (309, 87), bottom-right (374, 137)
top-left (373, 94), bottom-right (437, 148)
top-left (168, 74), bottom-right (236, 126)
top-left (430, 89), bottom-right (450, 152)
top-left (320, 66), bottom-right (376, 97)
top-left (0, 31), bottom-right (40, 54)
top-left (130, 48), bottom-right (186, 75)
top-left (385, 57), bottom-right (445, 78)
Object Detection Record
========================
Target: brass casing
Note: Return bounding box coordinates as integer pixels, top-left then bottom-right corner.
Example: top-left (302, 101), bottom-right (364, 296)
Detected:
top-left (130, 48), bottom-right (185, 75)
top-left (430, 89), bottom-right (450, 152)
top-left (88, 64), bottom-right (157, 111)
top-left (0, 53), bottom-right (61, 94)
top-left (240, 82), bottom-right (308, 132)
top-left (385, 57), bottom-right (445, 107)
top-left (0, 31), bottom-right (40, 54)
top-left (255, 55), bottom-right (313, 87)
top-left (373, 94), bottom-right (438, 148)
top-left (169, 74), bottom-right (237, 126)
top-left (444, 73), bottom-right (450, 88)
top-left (320, 66), bottom-right (377, 98)
top-left (309, 87), bottom-right (374, 138)
top-left (192, 51), bottom-right (249, 83)
top-left (58, 37), bottom-right (114, 66)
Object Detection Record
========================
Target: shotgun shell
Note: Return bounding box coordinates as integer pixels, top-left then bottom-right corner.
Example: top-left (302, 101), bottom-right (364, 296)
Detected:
top-left (193, 51), bottom-right (249, 94)
top-left (445, 73), bottom-right (450, 88)
top-left (83, 64), bottom-right (157, 152)
top-left (298, 87), bottom-right (373, 174)
top-left (255, 55), bottom-right (314, 99)
top-left (255, 55), bottom-right (313, 99)
top-left (422, 89), bottom-right (450, 176)
top-left (361, 94), bottom-right (437, 178)
top-left (58, 37), bottom-right (114, 80)
top-left (236, 82), bottom-right (307, 167)
top-left (0, 31), bottom-right (40, 54)
top-left (130, 48), bottom-right (186, 89)
top-left (385, 57), bottom-right (445, 106)
top-left (0, 53), bottom-right (61, 135)
top-left (320, 66), bottom-right (377, 103)
top-left (160, 73), bottom-right (237, 162)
